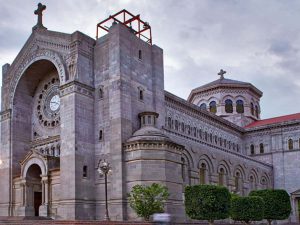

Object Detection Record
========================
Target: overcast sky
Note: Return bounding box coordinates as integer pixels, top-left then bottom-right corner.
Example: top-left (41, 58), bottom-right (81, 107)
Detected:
top-left (1, 0), bottom-right (300, 119)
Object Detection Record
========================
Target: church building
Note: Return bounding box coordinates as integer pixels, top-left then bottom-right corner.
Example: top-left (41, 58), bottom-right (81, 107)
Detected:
top-left (0, 4), bottom-right (299, 223)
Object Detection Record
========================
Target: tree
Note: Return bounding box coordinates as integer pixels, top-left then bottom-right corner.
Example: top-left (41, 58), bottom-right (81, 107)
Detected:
top-left (128, 183), bottom-right (169, 221)
top-left (230, 196), bottom-right (264, 225)
top-left (185, 185), bottom-right (231, 225)
top-left (249, 189), bottom-right (291, 225)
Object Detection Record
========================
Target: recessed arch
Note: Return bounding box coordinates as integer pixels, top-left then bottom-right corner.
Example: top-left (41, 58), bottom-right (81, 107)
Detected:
top-left (22, 157), bottom-right (47, 179)
top-left (9, 49), bottom-right (67, 109)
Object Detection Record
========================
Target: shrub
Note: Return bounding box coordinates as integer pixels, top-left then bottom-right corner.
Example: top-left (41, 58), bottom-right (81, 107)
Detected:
top-left (185, 184), bottom-right (231, 225)
top-left (128, 183), bottom-right (169, 221)
top-left (249, 189), bottom-right (291, 225)
top-left (231, 196), bottom-right (264, 225)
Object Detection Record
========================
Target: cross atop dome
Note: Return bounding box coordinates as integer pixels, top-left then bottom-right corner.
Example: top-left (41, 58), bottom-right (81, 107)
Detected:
top-left (33, 3), bottom-right (47, 30)
top-left (218, 69), bottom-right (226, 79)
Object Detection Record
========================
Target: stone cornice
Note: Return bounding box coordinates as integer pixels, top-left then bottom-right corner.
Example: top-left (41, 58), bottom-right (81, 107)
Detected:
top-left (60, 80), bottom-right (95, 98)
top-left (164, 127), bottom-right (273, 169)
top-left (30, 135), bottom-right (60, 148)
top-left (245, 120), bottom-right (300, 134)
top-left (165, 91), bottom-right (245, 134)
top-left (123, 139), bottom-right (184, 154)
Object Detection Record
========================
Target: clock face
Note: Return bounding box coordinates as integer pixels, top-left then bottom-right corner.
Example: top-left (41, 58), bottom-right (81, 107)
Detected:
top-left (50, 94), bottom-right (60, 111)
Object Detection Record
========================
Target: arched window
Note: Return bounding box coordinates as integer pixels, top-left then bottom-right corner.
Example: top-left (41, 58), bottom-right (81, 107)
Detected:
top-left (215, 135), bottom-right (218, 144)
top-left (236, 100), bottom-right (244, 113)
top-left (220, 137), bottom-right (223, 147)
top-left (255, 105), bottom-right (259, 118)
top-left (251, 103), bottom-right (254, 115)
top-left (288, 138), bottom-right (293, 150)
top-left (235, 172), bottom-right (240, 192)
top-left (181, 157), bottom-right (186, 182)
top-left (205, 132), bottom-right (208, 141)
top-left (259, 143), bottom-right (264, 154)
top-left (187, 125), bottom-right (191, 135)
top-left (167, 117), bottom-right (172, 128)
top-left (225, 99), bottom-right (233, 113)
top-left (200, 103), bottom-right (207, 110)
top-left (193, 127), bottom-right (197, 137)
top-left (199, 129), bottom-right (202, 139)
top-left (181, 122), bottom-right (185, 132)
top-left (250, 144), bottom-right (255, 155)
top-left (175, 120), bottom-right (178, 131)
top-left (209, 101), bottom-right (217, 114)
top-left (218, 168), bottom-right (225, 186)
top-left (181, 157), bottom-right (190, 185)
top-left (199, 163), bottom-right (206, 184)
top-left (249, 175), bottom-right (256, 190)
top-left (210, 133), bottom-right (213, 143)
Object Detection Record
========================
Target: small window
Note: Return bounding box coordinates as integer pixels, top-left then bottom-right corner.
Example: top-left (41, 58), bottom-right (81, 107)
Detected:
top-left (236, 100), bottom-right (244, 113)
top-left (83, 166), bottom-right (88, 178)
top-left (259, 143), bottom-right (264, 153)
top-left (99, 87), bottom-right (103, 99)
top-left (225, 99), bottom-right (233, 113)
top-left (200, 103), bottom-right (207, 110)
top-left (250, 144), bottom-right (255, 155)
top-left (139, 89), bottom-right (144, 101)
top-left (288, 139), bottom-right (293, 150)
top-left (209, 101), bottom-right (217, 114)
top-left (99, 130), bottom-right (103, 141)
top-left (138, 50), bottom-right (142, 60)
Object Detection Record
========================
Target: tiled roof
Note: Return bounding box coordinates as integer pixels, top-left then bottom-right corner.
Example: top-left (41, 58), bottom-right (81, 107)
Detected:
top-left (245, 113), bottom-right (300, 128)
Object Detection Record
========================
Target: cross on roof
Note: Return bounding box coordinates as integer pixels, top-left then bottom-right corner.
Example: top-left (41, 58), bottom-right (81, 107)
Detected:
top-left (218, 69), bottom-right (226, 79)
top-left (33, 3), bottom-right (47, 30)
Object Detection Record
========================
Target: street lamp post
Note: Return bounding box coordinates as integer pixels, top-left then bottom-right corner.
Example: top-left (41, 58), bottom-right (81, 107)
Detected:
top-left (97, 159), bottom-right (112, 221)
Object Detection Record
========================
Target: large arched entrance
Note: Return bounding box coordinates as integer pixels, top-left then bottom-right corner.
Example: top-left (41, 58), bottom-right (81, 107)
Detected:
top-left (25, 164), bottom-right (42, 216)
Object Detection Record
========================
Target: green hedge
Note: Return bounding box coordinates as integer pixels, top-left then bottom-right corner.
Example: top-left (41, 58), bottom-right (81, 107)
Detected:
top-left (185, 185), bottom-right (231, 224)
top-left (250, 189), bottom-right (291, 224)
top-left (231, 196), bottom-right (264, 224)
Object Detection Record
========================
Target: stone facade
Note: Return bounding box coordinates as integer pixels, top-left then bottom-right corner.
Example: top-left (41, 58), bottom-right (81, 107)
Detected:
top-left (0, 8), bottom-right (299, 223)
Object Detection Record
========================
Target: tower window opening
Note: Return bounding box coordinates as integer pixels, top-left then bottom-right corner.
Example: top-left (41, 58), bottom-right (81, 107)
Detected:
top-left (138, 50), bottom-right (142, 60)
top-left (83, 165), bottom-right (88, 178)
top-left (139, 89), bottom-right (144, 101)
top-left (99, 130), bottom-right (103, 141)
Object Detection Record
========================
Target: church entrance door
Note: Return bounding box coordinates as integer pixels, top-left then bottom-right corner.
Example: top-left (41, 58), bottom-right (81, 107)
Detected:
top-left (25, 164), bottom-right (42, 217)
top-left (34, 192), bottom-right (42, 216)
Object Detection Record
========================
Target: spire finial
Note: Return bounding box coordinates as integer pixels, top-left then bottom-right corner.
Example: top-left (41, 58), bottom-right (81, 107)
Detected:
top-left (218, 69), bottom-right (226, 79)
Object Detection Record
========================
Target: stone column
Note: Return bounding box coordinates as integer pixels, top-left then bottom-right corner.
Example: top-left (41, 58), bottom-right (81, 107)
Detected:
top-left (39, 175), bottom-right (49, 217)
top-left (17, 179), bottom-right (34, 216)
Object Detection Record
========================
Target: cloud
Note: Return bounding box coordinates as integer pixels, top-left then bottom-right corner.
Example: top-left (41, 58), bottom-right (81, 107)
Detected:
top-left (0, 0), bottom-right (300, 119)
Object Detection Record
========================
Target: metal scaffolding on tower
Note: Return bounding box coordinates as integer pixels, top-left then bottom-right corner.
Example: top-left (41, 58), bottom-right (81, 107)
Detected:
top-left (96, 9), bottom-right (152, 45)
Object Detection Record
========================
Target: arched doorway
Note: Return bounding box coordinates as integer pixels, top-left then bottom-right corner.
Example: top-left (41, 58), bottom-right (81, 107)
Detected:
top-left (26, 164), bottom-right (42, 216)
